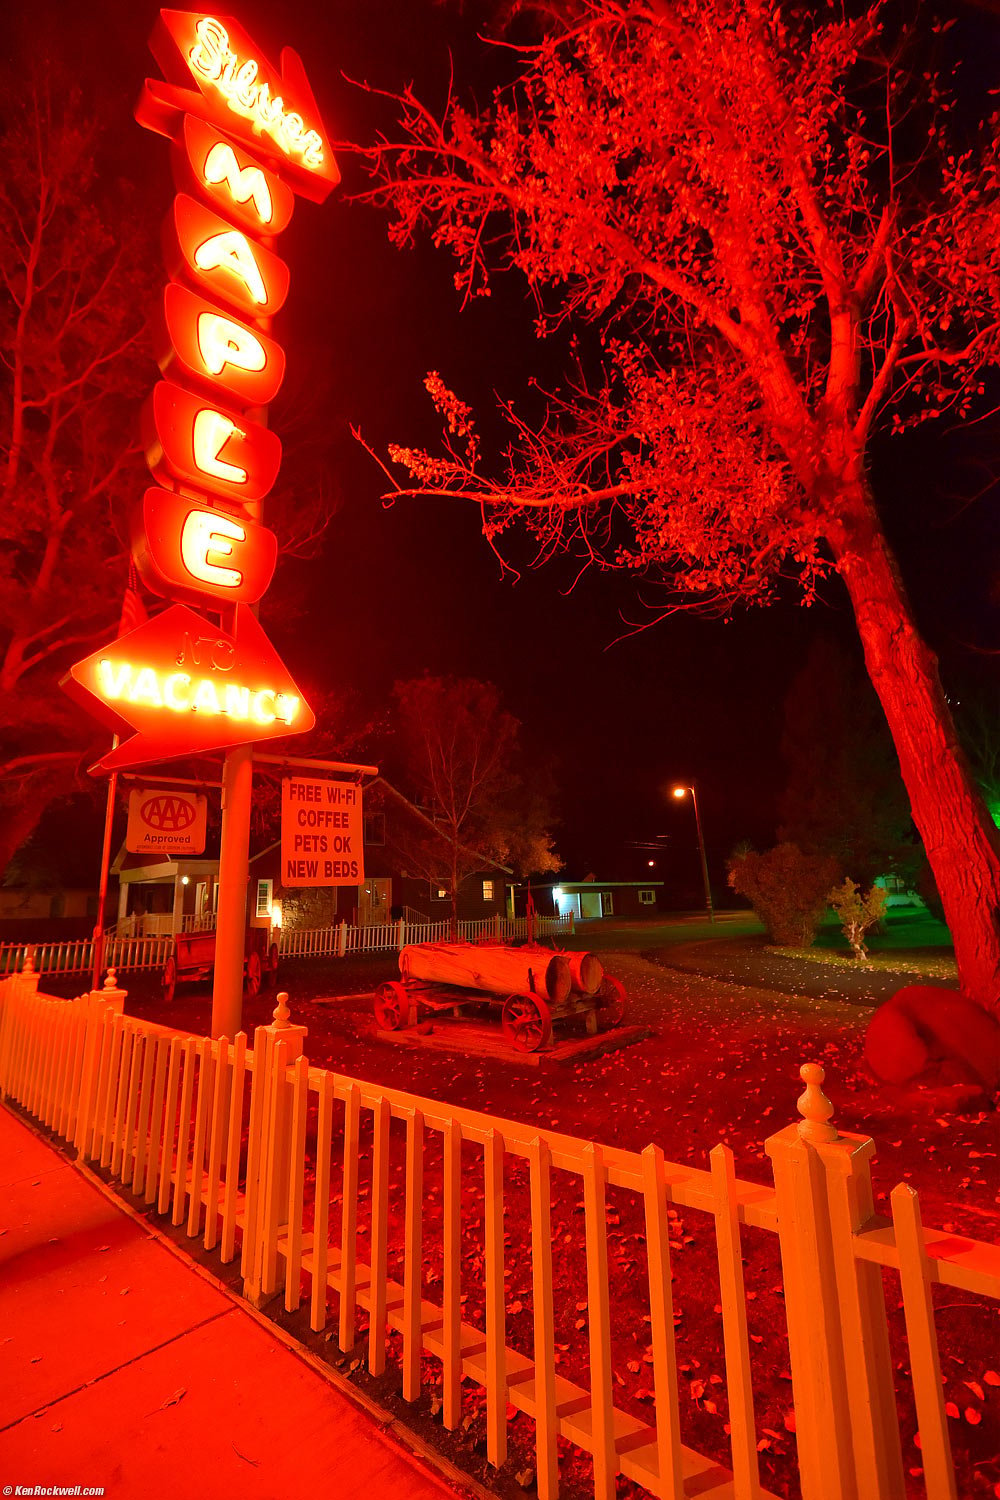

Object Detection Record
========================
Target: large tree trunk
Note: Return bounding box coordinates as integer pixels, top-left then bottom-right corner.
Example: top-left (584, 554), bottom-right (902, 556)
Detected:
top-left (831, 486), bottom-right (1000, 1010)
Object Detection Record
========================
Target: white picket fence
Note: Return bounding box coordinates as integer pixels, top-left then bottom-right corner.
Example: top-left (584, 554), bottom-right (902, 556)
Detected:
top-left (0, 915), bottom-right (575, 978)
top-left (278, 913), bottom-right (574, 959)
top-left (0, 934), bottom-right (174, 978)
top-left (8, 975), bottom-right (997, 1500)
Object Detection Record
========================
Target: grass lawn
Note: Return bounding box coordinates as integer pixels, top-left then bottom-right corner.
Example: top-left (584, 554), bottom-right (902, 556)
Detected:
top-left (771, 907), bottom-right (958, 979)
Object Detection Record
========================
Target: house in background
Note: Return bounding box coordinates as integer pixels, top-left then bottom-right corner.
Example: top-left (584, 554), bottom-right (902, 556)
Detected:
top-left (522, 877), bottom-right (664, 921)
top-left (112, 846), bottom-right (222, 936)
top-left (0, 885), bottom-right (100, 942)
top-left (250, 778), bottom-right (514, 931)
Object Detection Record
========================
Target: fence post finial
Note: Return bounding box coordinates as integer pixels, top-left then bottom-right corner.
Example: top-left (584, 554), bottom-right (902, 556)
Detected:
top-left (103, 967), bottom-right (118, 992)
top-left (272, 991), bottom-right (291, 1030)
top-left (23, 945), bottom-right (35, 975)
top-left (796, 1061), bottom-right (837, 1143)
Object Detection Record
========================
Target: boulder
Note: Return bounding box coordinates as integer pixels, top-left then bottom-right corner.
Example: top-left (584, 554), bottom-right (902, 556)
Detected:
top-left (864, 984), bottom-right (1000, 1092)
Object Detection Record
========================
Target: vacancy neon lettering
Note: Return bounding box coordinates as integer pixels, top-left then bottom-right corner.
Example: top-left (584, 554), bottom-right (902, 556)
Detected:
top-left (97, 658), bottom-right (299, 726)
top-left (187, 18), bottom-right (324, 171)
top-left (202, 141), bottom-right (273, 224)
top-left (180, 509), bottom-right (246, 589)
top-left (192, 408), bottom-right (247, 483)
top-left (194, 230), bottom-right (267, 304)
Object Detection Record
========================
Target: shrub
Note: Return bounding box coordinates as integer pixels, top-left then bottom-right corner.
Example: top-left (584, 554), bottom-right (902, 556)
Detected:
top-left (829, 878), bottom-right (887, 960)
top-left (727, 842), bottom-right (840, 947)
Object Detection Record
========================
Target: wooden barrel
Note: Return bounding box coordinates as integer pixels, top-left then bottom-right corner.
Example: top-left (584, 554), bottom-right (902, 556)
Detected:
top-left (399, 942), bottom-right (572, 1003)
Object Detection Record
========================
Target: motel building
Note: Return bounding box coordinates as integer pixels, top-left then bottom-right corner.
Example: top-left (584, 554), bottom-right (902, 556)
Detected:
top-left (524, 879), bottom-right (665, 922)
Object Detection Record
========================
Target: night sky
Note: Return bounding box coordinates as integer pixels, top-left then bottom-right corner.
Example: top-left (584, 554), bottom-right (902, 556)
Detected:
top-left (16, 0), bottom-right (1000, 899)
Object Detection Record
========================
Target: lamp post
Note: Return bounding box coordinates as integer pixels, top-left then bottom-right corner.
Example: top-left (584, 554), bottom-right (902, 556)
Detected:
top-left (672, 784), bottom-right (715, 923)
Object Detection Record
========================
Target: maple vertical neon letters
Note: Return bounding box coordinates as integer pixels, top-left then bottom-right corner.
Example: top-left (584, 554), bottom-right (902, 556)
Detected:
top-left (132, 487), bottom-right (278, 605)
top-left (168, 194), bottom-right (289, 317)
top-left (158, 284), bottom-right (286, 407)
top-left (143, 380), bottom-right (282, 503)
top-left (174, 115), bottom-right (295, 235)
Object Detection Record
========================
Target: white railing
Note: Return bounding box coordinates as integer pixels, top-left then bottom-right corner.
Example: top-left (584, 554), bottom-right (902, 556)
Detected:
top-left (110, 913), bottom-right (178, 939)
top-left (278, 913), bottom-right (574, 960)
top-left (0, 915), bottom-right (577, 977)
top-left (181, 911), bottom-right (217, 933)
top-left (0, 934), bottom-right (173, 977)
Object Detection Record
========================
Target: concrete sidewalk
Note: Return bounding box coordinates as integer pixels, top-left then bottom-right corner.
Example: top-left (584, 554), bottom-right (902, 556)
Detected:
top-left (0, 1105), bottom-right (464, 1499)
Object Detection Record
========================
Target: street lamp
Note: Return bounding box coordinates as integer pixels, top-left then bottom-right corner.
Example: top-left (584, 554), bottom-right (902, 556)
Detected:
top-left (671, 784), bottom-right (715, 923)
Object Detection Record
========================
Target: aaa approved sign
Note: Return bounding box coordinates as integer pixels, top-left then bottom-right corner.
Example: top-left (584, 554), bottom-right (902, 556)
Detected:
top-left (127, 787), bottom-right (207, 855)
top-left (281, 777), bottom-right (363, 887)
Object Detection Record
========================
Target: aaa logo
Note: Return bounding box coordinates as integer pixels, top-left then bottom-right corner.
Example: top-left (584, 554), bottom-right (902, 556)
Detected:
top-left (140, 794), bottom-right (197, 832)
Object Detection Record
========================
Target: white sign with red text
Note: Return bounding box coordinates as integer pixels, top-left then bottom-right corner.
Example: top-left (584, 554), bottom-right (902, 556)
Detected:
top-left (281, 777), bottom-right (363, 887)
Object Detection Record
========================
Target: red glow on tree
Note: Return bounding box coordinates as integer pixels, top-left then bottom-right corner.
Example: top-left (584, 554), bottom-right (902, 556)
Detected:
top-left (361, 0), bottom-right (1000, 1009)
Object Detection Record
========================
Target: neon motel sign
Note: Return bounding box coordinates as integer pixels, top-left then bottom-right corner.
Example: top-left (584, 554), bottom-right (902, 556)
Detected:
top-left (65, 603), bottom-right (315, 771)
top-left (64, 12), bottom-right (337, 772)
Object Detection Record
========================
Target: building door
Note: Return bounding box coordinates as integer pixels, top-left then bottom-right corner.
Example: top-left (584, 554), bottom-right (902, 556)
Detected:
top-left (580, 890), bottom-right (603, 920)
top-left (359, 878), bottom-right (391, 925)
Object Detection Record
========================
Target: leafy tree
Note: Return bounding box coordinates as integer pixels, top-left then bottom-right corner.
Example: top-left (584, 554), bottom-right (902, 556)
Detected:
top-left (727, 842), bottom-right (840, 947)
top-left (359, 1), bottom-right (1000, 1008)
top-left (829, 877), bottom-right (887, 961)
top-left (0, 57), bottom-right (153, 873)
top-left (390, 674), bottom-right (560, 933)
top-left (778, 636), bottom-right (917, 888)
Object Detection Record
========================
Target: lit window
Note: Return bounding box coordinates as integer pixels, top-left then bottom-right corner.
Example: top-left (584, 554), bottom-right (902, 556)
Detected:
top-left (255, 878), bottom-right (272, 918)
top-left (639, 889), bottom-right (656, 905)
top-left (482, 879), bottom-right (494, 902)
top-left (602, 891), bottom-right (614, 916)
top-left (431, 883), bottom-right (450, 902)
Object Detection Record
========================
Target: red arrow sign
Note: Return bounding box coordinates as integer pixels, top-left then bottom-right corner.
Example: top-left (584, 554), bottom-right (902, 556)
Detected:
top-left (137, 11), bottom-right (339, 203)
top-left (63, 602), bottom-right (314, 772)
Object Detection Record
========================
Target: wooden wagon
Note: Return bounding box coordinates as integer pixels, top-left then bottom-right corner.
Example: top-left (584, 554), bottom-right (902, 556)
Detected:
top-left (373, 941), bottom-right (626, 1052)
top-left (161, 923), bottom-right (278, 1003)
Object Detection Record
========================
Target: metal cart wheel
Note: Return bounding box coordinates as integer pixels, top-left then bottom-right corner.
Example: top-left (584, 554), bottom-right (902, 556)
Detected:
top-left (374, 980), bottom-right (408, 1031)
top-left (595, 975), bottom-right (626, 1029)
top-left (501, 992), bottom-right (553, 1053)
top-left (245, 950), bottom-right (263, 997)
top-left (161, 954), bottom-right (177, 1004)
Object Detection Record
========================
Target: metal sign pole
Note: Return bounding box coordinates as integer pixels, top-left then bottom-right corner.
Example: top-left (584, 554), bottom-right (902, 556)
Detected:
top-left (90, 742), bottom-right (119, 991)
top-left (211, 740), bottom-right (254, 1039)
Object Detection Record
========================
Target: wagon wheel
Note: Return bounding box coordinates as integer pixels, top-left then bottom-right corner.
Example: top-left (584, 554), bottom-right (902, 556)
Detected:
top-left (501, 992), bottom-right (553, 1053)
top-left (267, 943), bottom-right (279, 987)
top-left (161, 954), bottom-right (177, 1004)
top-left (595, 975), bottom-right (626, 1029)
top-left (245, 950), bottom-right (263, 997)
top-left (374, 980), bottom-right (409, 1031)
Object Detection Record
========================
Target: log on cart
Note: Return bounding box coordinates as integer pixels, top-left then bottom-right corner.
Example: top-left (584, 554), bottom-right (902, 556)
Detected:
top-left (374, 942), bottom-right (627, 1052)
